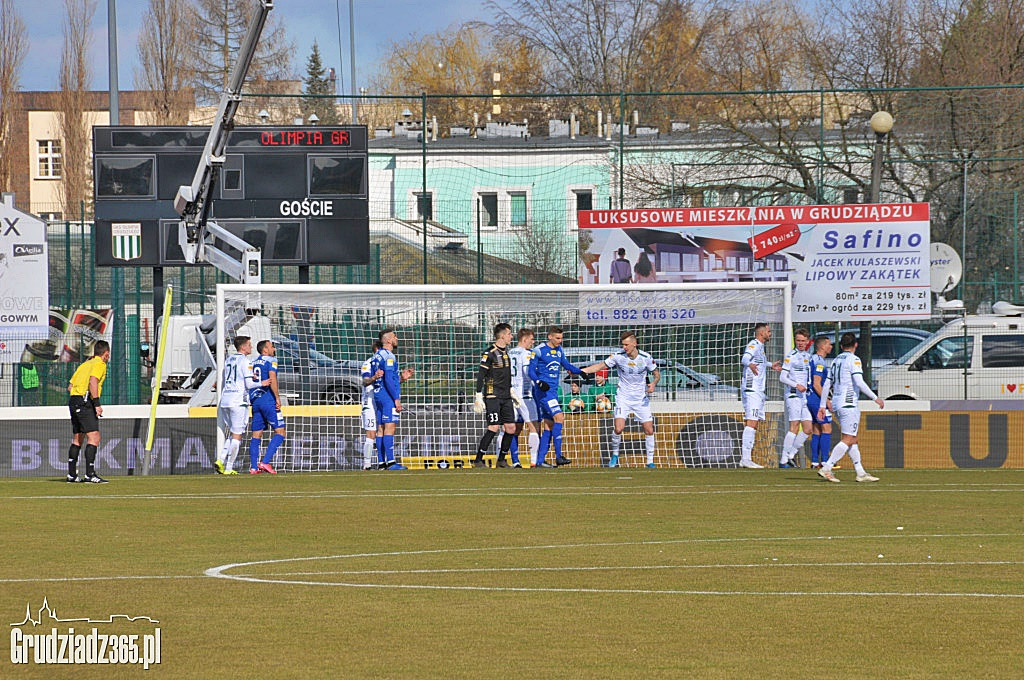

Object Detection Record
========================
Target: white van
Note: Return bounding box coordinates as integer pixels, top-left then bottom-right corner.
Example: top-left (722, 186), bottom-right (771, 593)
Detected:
top-left (873, 313), bottom-right (1024, 400)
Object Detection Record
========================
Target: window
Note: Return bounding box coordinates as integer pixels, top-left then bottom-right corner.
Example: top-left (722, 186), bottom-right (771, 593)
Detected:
top-left (414, 192), bottom-right (433, 220)
top-left (663, 252), bottom-right (680, 271)
top-left (681, 252), bottom-right (698, 271)
top-left (920, 336), bottom-right (972, 369)
top-left (842, 187), bottom-right (860, 204)
top-left (480, 193), bottom-right (498, 228)
top-left (982, 335), bottom-right (1024, 368)
top-left (37, 140), bottom-right (62, 178)
top-left (510, 192), bottom-right (527, 227)
top-left (574, 190), bottom-right (592, 212)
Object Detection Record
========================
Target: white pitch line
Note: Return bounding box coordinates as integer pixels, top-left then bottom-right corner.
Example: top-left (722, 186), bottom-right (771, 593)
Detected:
top-left (4, 485), bottom-right (1024, 501)
top-left (258, 560), bottom-right (1024, 577)
top-left (0, 574), bottom-right (199, 584)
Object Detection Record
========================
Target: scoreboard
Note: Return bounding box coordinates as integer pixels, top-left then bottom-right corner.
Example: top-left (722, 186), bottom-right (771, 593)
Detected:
top-left (92, 125), bottom-right (369, 267)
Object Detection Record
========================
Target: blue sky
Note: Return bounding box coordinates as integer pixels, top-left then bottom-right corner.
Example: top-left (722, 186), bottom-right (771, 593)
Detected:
top-left (16, 0), bottom-right (491, 92)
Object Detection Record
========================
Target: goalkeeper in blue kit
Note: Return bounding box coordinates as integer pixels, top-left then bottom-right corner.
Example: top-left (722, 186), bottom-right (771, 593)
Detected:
top-left (528, 325), bottom-right (591, 467)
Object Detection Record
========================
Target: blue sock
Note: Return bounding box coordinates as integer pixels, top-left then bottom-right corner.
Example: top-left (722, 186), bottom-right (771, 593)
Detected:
top-left (819, 433), bottom-right (830, 462)
top-left (537, 429), bottom-right (551, 465)
top-left (382, 434), bottom-right (395, 463)
top-left (509, 436), bottom-right (520, 466)
top-left (376, 437), bottom-right (385, 465)
top-left (249, 438), bottom-right (261, 470)
top-left (263, 434), bottom-right (284, 464)
top-left (552, 422), bottom-right (564, 458)
top-left (810, 434), bottom-right (820, 463)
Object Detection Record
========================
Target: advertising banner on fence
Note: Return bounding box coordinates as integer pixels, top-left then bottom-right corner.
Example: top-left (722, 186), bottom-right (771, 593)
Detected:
top-left (578, 203), bottom-right (931, 322)
top-left (0, 197), bottom-right (49, 349)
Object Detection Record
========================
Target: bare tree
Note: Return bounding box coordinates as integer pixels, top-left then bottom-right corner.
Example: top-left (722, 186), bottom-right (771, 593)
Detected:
top-left (135, 0), bottom-right (194, 124)
top-left (510, 220), bottom-right (578, 282)
top-left (189, 0), bottom-right (294, 118)
top-left (0, 0), bottom-right (27, 193)
top-left (57, 0), bottom-right (96, 219)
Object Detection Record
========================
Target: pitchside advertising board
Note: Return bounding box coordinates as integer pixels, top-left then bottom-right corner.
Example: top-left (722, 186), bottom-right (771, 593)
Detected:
top-left (92, 125), bottom-right (370, 267)
top-left (578, 203), bottom-right (931, 322)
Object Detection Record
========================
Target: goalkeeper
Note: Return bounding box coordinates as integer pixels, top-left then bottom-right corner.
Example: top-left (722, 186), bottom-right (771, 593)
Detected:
top-left (473, 323), bottom-right (522, 468)
top-left (528, 325), bottom-right (591, 467)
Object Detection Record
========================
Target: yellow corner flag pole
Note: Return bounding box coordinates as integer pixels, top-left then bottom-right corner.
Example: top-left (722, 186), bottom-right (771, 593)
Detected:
top-left (143, 285), bottom-right (174, 474)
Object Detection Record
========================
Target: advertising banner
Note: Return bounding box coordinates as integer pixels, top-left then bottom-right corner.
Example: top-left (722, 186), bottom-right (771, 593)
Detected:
top-left (578, 203), bottom-right (931, 322)
top-left (0, 198), bottom-right (49, 348)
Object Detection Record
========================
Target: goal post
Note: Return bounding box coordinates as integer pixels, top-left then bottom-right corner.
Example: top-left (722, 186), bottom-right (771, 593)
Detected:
top-left (214, 282), bottom-right (792, 470)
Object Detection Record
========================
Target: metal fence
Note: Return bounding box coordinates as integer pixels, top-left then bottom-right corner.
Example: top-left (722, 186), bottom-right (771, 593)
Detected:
top-left (12, 86), bottom-right (1024, 405)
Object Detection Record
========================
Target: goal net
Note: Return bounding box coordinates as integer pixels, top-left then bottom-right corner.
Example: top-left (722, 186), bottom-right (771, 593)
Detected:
top-left (214, 283), bottom-right (791, 471)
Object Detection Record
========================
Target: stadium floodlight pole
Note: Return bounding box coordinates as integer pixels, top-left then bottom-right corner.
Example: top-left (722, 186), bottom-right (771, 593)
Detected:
top-left (173, 0), bottom-right (273, 285)
top-left (862, 110), bottom-right (894, 389)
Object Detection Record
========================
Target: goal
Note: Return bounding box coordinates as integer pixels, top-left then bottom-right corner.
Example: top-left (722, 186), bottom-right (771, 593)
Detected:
top-left (214, 283), bottom-right (792, 471)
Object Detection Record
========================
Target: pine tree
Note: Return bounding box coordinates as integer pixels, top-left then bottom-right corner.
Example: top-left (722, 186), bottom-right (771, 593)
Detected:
top-left (303, 41), bottom-right (339, 125)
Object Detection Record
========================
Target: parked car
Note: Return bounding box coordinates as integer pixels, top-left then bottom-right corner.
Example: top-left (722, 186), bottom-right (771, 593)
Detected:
top-left (874, 313), bottom-right (1024, 400)
top-left (272, 337), bottom-right (364, 404)
top-left (814, 326), bottom-right (932, 370)
top-left (561, 347), bottom-right (739, 401)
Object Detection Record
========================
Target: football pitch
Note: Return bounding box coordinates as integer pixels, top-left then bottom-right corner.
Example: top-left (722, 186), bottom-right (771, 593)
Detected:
top-left (2, 469), bottom-right (1023, 678)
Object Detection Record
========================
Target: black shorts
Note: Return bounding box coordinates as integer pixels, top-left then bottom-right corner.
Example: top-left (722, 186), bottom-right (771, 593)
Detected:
top-left (485, 396), bottom-right (515, 426)
top-left (69, 396), bottom-right (99, 434)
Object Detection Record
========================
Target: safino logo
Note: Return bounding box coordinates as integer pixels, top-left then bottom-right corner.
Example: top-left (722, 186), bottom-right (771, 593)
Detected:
top-left (13, 244), bottom-right (44, 257)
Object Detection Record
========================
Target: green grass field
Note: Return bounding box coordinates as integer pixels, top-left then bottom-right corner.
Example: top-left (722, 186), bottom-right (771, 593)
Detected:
top-left (3, 469), bottom-right (1023, 678)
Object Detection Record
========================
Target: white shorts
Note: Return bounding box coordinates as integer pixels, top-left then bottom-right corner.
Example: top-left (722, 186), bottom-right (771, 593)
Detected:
top-left (218, 405), bottom-right (249, 435)
top-left (742, 391), bottom-right (765, 421)
top-left (515, 395), bottom-right (539, 423)
top-left (613, 400), bottom-right (653, 423)
top-left (361, 402), bottom-right (377, 432)
top-left (786, 395), bottom-right (812, 422)
top-left (834, 406), bottom-right (861, 436)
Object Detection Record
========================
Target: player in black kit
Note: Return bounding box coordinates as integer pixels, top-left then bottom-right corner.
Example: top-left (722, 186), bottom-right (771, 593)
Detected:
top-left (473, 323), bottom-right (524, 468)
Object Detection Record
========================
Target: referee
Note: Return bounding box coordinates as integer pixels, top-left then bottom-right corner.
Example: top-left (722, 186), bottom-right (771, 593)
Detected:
top-left (67, 340), bottom-right (111, 483)
top-left (472, 323), bottom-right (523, 469)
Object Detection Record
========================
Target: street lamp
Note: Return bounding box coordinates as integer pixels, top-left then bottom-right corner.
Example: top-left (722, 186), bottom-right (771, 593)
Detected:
top-left (860, 110), bottom-right (894, 388)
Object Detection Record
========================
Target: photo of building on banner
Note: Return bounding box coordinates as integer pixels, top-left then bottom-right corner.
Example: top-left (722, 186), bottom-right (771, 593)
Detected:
top-left (577, 203), bottom-right (931, 322)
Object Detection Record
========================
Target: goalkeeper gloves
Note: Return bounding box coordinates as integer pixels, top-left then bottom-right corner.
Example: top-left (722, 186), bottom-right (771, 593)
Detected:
top-left (535, 380), bottom-right (550, 392)
top-left (581, 372), bottom-right (595, 384)
top-left (511, 391), bottom-right (524, 409)
top-left (473, 392), bottom-right (486, 414)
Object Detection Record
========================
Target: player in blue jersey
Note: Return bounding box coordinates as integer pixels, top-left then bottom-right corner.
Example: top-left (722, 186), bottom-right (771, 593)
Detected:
top-left (372, 329), bottom-right (415, 470)
top-left (248, 339), bottom-right (286, 474)
top-left (806, 335), bottom-right (833, 469)
top-left (528, 325), bottom-right (591, 467)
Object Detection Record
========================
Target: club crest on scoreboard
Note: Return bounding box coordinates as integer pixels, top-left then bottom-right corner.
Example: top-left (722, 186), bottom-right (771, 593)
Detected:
top-left (111, 222), bottom-right (142, 261)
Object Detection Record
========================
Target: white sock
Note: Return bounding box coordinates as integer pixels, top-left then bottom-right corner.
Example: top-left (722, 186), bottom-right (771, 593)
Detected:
top-left (217, 436), bottom-right (232, 465)
top-left (781, 431), bottom-right (796, 463)
top-left (848, 444), bottom-right (867, 476)
top-left (363, 438), bottom-right (375, 468)
top-left (792, 431), bottom-right (809, 464)
top-left (225, 438), bottom-right (241, 470)
top-left (823, 442), bottom-right (848, 471)
top-left (611, 432), bottom-right (622, 456)
top-left (528, 432), bottom-right (540, 466)
top-left (645, 435), bottom-right (655, 464)
top-left (741, 426), bottom-right (756, 462)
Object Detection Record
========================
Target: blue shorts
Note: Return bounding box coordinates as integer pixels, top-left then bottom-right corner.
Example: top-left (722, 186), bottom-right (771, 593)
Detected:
top-left (807, 397), bottom-right (832, 425)
top-left (374, 396), bottom-right (401, 424)
top-left (532, 386), bottom-right (562, 420)
top-left (251, 400), bottom-right (285, 431)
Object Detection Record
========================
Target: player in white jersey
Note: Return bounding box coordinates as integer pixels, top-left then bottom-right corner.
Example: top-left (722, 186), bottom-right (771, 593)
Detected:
top-left (739, 323), bottom-right (783, 468)
top-left (503, 328), bottom-right (541, 466)
top-left (581, 330), bottom-right (660, 468)
top-left (215, 335), bottom-right (267, 474)
top-left (360, 340), bottom-right (384, 470)
top-left (815, 332), bottom-right (884, 483)
top-left (778, 328), bottom-right (813, 468)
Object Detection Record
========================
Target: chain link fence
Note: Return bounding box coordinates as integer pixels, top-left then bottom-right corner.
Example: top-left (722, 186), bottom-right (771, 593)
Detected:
top-left (10, 86), bottom-right (1024, 405)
